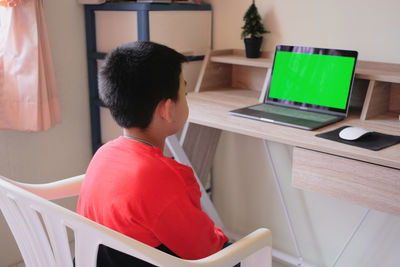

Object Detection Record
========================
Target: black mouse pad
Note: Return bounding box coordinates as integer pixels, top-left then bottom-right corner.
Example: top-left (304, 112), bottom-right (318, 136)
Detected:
top-left (316, 126), bottom-right (400, 151)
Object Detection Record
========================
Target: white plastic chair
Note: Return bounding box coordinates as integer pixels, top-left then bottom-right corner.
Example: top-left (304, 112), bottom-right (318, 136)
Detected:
top-left (0, 174), bottom-right (272, 267)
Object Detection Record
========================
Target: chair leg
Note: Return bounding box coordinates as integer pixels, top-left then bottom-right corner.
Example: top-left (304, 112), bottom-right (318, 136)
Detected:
top-left (241, 246), bottom-right (272, 267)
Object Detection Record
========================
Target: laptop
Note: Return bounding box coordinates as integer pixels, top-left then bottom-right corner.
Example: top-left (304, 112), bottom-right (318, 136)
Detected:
top-left (230, 45), bottom-right (358, 130)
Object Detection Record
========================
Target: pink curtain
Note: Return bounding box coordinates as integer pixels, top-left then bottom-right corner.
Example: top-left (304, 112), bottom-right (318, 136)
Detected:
top-left (0, 0), bottom-right (61, 132)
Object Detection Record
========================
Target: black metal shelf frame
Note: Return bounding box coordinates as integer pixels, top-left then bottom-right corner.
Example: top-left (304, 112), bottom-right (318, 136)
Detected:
top-left (84, 2), bottom-right (211, 154)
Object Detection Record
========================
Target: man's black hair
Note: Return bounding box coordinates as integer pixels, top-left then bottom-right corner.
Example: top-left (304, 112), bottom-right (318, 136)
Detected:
top-left (98, 41), bottom-right (187, 129)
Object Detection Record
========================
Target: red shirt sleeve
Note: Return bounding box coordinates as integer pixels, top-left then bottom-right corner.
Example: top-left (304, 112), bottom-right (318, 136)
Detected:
top-left (152, 190), bottom-right (228, 260)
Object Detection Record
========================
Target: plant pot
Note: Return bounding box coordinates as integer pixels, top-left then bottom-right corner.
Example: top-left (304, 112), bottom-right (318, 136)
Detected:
top-left (244, 37), bottom-right (263, 58)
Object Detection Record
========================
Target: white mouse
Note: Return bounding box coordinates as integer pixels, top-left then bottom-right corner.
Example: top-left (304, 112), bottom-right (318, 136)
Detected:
top-left (339, 126), bottom-right (372, 141)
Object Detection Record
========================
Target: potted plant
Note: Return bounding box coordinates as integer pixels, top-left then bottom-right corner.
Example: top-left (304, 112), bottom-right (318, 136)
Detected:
top-left (241, 0), bottom-right (270, 58)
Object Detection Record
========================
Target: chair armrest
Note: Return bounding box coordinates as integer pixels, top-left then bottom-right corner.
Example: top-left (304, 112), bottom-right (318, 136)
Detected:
top-left (1, 174), bottom-right (85, 200)
top-left (93, 226), bottom-right (271, 267)
top-left (188, 228), bottom-right (272, 267)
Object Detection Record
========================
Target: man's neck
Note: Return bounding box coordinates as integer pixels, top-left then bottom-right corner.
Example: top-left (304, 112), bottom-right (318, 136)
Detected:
top-left (123, 127), bottom-right (165, 150)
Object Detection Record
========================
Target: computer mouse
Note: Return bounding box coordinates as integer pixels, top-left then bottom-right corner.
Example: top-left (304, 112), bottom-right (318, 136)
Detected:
top-left (339, 126), bottom-right (372, 141)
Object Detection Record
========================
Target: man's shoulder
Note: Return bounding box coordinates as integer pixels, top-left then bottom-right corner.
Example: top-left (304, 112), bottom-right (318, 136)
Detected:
top-left (158, 156), bottom-right (194, 177)
top-left (156, 157), bottom-right (198, 189)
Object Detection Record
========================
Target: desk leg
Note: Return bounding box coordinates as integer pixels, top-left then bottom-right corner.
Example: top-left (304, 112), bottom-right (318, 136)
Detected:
top-left (329, 208), bottom-right (370, 267)
top-left (166, 135), bottom-right (225, 229)
top-left (263, 140), bottom-right (304, 265)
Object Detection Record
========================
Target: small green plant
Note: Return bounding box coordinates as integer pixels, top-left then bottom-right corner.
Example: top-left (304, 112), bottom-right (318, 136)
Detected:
top-left (241, 0), bottom-right (270, 39)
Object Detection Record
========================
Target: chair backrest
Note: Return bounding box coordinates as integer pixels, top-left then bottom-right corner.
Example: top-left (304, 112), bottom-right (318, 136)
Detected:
top-left (0, 175), bottom-right (272, 267)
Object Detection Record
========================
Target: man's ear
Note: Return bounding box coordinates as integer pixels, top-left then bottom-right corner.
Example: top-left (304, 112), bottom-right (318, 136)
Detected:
top-left (157, 98), bottom-right (174, 123)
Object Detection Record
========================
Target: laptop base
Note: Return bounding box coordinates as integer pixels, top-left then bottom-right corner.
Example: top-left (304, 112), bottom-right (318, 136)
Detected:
top-left (230, 103), bottom-right (344, 130)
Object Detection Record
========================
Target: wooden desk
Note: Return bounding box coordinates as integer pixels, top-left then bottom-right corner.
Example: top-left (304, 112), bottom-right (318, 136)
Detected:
top-left (187, 89), bottom-right (399, 168)
top-left (186, 89), bottom-right (400, 216)
top-left (182, 49), bottom-right (400, 217)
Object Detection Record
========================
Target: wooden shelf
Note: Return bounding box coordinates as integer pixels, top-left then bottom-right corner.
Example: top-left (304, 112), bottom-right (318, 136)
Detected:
top-left (210, 54), bottom-right (272, 68)
top-left (197, 49), bottom-right (400, 121)
top-left (207, 50), bottom-right (400, 83)
top-left (195, 49), bottom-right (273, 102)
top-left (355, 61), bottom-right (400, 83)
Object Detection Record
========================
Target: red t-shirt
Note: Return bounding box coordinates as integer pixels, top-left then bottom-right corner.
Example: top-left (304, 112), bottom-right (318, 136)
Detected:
top-left (77, 136), bottom-right (228, 260)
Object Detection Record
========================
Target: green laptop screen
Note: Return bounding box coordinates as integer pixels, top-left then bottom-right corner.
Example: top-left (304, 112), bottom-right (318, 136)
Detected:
top-left (268, 51), bottom-right (356, 110)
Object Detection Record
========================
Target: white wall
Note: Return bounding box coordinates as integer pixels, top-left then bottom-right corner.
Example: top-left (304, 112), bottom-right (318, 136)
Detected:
top-left (0, 1), bottom-right (92, 266)
top-left (207, 0), bottom-right (400, 266)
top-left (210, 0), bottom-right (400, 63)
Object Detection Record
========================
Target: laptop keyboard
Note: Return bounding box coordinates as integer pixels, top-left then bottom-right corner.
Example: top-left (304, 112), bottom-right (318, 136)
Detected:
top-left (249, 104), bottom-right (337, 123)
